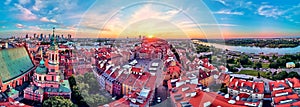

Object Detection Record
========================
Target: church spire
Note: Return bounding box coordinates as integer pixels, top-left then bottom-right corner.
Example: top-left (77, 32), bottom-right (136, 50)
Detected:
top-left (49, 27), bottom-right (58, 50)
top-left (53, 27), bottom-right (55, 36)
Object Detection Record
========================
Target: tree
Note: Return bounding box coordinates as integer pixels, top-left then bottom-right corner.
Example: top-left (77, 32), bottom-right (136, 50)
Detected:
top-left (274, 71), bottom-right (288, 80)
top-left (272, 55), bottom-right (278, 60)
top-left (269, 62), bottom-right (278, 69)
top-left (216, 83), bottom-right (228, 94)
top-left (296, 63), bottom-right (300, 68)
top-left (211, 56), bottom-right (218, 63)
top-left (253, 62), bottom-right (262, 69)
top-left (240, 55), bottom-right (251, 65)
top-left (227, 58), bottom-right (235, 64)
top-left (288, 71), bottom-right (300, 78)
top-left (43, 96), bottom-right (75, 107)
top-left (72, 72), bottom-right (111, 106)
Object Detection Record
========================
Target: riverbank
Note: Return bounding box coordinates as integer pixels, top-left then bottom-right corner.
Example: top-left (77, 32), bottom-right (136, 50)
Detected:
top-left (193, 40), bottom-right (300, 55)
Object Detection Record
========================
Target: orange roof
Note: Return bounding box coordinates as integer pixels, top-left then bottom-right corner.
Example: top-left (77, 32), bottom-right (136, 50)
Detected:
top-left (131, 67), bottom-right (142, 73)
top-left (292, 101), bottom-right (300, 106)
top-left (189, 91), bottom-right (248, 107)
top-left (287, 77), bottom-right (300, 88)
top-left (168, 66), bottom-right (181, 74)
top-left (229, 78), bottom-right (264, 94)
top-left (144, 76), bottom-right (156, 89)
top-left (273, 94), bottom-right (299, 104)
top-left (269, 80), bottom-right (289, 91)
top-left (123, 73), bottom-right (138, 87)
top-left (275, 103), bottom-right (292, 107)
top-left (133, 72), bottom-right (150, 89)
top-left (271, 88), bottom-right (293, 97)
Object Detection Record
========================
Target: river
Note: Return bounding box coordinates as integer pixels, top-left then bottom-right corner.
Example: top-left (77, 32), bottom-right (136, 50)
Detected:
top-left (198, 42), bottom-right (300, 55)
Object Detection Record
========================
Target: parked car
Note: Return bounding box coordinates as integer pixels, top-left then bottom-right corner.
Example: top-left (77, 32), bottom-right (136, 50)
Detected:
top-left (157, 97), bottom-right (161, 103)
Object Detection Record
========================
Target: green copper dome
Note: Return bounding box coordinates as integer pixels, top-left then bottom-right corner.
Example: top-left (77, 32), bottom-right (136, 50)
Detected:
top-left (36, 59), bottom-right (47, 74)
top-left (40, 59), bottom-right (45, 65)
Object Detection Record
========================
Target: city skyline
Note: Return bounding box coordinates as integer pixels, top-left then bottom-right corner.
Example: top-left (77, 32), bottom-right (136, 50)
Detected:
top-left (0, 0), bottom-right (299, 39)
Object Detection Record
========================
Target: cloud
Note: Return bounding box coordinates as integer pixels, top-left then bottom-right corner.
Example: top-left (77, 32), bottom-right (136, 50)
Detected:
top-left (215, 0), bottom-right (227, 6)
top-left (130, 4), bottom-right (180, 23)
top-left (4, 0), bottom-right (11, 5)
top-left (32, 0), bottom-right (43, 11)
top-left (32, 0), bottom-right (77, 12)
top-left (1, 26), bottom-right (6, 29)
top-left (40, 17), bottom-right (57, 23)
top-left (19, 0), bottom-right (30, 5)
top-left (40, 17), bottom-right (49, 22)
top-left (16, 23), bottom-right (25, 28)
top-left (199, 23), bottom-right (238, 27)
top-left (28, 26), bottom-right (41, 30)
top-left (14, 3), bottom-right (37, 20)
top-left (214, 9), bottom-right (244, 15)
top-left (257, 5), bottom-right (283, 18)
top-left (178, 21), bottom-right (238, 28)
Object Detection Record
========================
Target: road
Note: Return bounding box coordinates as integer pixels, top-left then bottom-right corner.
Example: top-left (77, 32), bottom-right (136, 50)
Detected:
top-left (147, 58), bottom-right (164, 88)
top-left (151, 85), bottom-right (171, 106)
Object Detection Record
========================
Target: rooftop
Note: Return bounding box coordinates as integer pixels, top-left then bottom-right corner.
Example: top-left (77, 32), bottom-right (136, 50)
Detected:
top-left (0, 47), bottom-right (35, 83)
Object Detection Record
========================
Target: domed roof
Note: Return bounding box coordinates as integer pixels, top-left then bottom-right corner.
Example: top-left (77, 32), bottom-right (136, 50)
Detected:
top-left (36, 59), bottom-right (47, 74)
top-left (40, 59), bottom-right (45, 65)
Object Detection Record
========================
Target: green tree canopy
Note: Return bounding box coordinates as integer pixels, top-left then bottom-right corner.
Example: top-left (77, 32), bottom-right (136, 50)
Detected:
top-left (288, 71), bottom-right (300, 78)
top-left (274, 71), bottom-right (288, 80)
top-left (253, 62), bottom-right (262, 69)
top-left (43, 96), bottom-right (75, 107)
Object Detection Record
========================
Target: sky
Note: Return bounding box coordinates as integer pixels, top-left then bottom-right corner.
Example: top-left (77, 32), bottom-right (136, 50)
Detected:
top-left (0, 0), bottom-right (299, 39)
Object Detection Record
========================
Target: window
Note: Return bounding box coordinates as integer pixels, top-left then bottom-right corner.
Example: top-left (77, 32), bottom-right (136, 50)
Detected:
top-left (52, 76), bottom-right (54, 81)
top-left (44, 77), bottom-right (47, 81)
top-left (39, 76), bottom-right (41, 81)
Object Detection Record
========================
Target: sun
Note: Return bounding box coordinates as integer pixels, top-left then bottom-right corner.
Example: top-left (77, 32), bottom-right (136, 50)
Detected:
top-left (148, 34), bottom-right (154, 38)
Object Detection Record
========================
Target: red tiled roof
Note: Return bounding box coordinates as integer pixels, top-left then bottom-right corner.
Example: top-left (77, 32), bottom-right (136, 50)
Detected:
top-left (228, 78), bottom-right (264, 94)
top-left (199, 69), bottom-right (211, 80)
top-left (116, 71), bottom-right (129, 82)
top-left (131, 67), bottom-right (142, 73)
top-left (238, 93), bottom-right (250, 98)
top-left (123, 74), bottom-right (138, 87)
top-left (104, 98), bottom-right (129, 107)
top-left (144, 76), bottom-right (156, 89)
top-left (218, 73), bottom-right (230, 82)
top-left (133, 72), bottom-right (150, 89)
top-left (202, 58), bottom-right (209, 63)
top-left (275, 103), bottom-right (291, 107)
top-left (287, 77), bottom-right (300, 88)
top-left (253, 82), bottom-right (264, 94)
top-left (273, 93), bottom-right (299, 104)
top-left (105, 70), bottom-right (112, 75)
top-left (292, 101), bottom-right (300, 106)
top-left (189, 91), bottom-right (248, 107)
top-left (269, 80), bottom-right (289, 91)
top-left (110, 69), bottom-right (119, 79)
top-left (168, 66), bottom-right (181, 74)
top-left (271, 88), bottom-right (293, 97)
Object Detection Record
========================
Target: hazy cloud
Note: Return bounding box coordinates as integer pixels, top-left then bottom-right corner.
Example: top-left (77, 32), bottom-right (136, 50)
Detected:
top-left (14, 3), bottom-right (37, 20)
top-left (16, 23), bottom-right (25, 28)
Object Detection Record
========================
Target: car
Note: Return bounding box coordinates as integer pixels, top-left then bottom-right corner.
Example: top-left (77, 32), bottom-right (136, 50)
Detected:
top-left (157, 97), bottom-right (161, 103)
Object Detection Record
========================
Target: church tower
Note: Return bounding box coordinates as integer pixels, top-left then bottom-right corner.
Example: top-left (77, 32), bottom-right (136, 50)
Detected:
top-left (47, 27), bottom-right (60, 72)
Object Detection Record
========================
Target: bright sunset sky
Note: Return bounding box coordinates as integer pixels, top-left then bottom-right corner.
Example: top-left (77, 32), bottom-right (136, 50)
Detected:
top-left (0, 0), bottom-right (299, 39)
